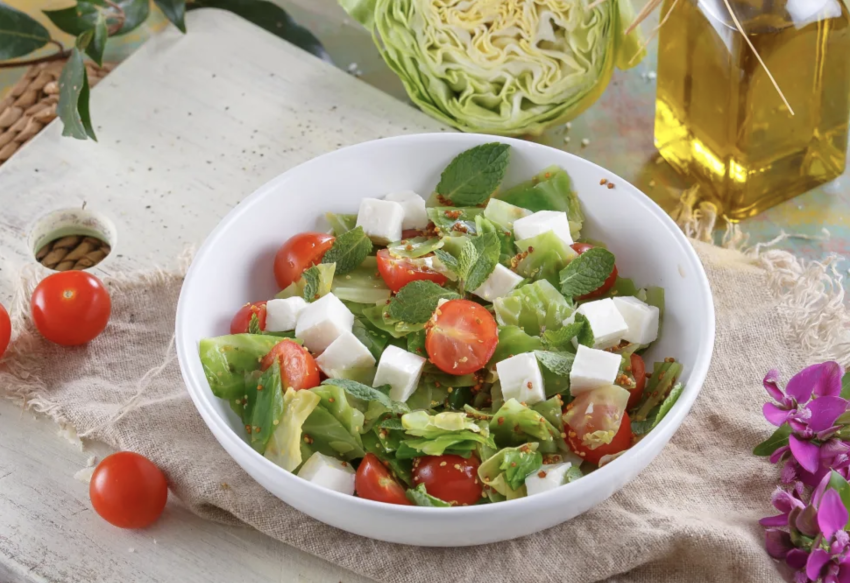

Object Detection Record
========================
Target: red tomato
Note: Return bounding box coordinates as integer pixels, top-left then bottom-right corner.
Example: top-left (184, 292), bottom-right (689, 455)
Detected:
top-left (425, 299), bottom-right (498, 375)
top-left (230, 301), bottom-right (267, 334)
top-left (0, 303), bottom-right (10, 358)
top-left (570, 243), bottom-right (618, 300)
top-left (355, 453), bottom-right (411, 505)
top-left (412, 454), bottom-right (482, 506)
top-left (89, 451), bottom-right (168, 529)
top-left (375, 249), bottom-right (447, 293)
top-left (31, 271), bottom-right (111, 346)
top-left (260, 339), bottom-right (320, 390)
top-left (274, 232), bottom-right (335, 289)
top-left (624, 353), bottom-right (647, 410)
top-left (567, 412), bottom-right (633, 466)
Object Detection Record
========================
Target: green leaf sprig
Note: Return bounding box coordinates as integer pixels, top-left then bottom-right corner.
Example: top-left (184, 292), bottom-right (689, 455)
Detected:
top-left (559, 247), bottom-right (616, 298)
top-left (387, 280), bottom-right (460, 324)
top-left (436, 143), bottom-right (510, 206)
top-left (321, 226), bottom-right (372, 275)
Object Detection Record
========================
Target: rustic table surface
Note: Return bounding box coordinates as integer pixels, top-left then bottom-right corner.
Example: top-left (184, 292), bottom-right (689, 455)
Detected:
top-left (0, 2), bottom-right (846, 583)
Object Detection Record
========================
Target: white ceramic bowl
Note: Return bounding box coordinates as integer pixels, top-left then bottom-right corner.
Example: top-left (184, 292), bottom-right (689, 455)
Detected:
top-left (176, 133), bottom-right (715, 547)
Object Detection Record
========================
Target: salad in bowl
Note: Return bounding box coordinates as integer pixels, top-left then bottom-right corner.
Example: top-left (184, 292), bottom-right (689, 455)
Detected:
top-left (197, 143), bottom-right (684, 508)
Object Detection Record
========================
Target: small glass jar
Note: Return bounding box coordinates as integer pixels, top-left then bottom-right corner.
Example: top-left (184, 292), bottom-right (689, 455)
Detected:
top-left (655, 0), bottom-right (850, 220)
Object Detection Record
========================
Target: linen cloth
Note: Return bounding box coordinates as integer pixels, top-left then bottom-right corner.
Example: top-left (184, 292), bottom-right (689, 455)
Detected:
top-left (1, 240), bottom-right (848, 583)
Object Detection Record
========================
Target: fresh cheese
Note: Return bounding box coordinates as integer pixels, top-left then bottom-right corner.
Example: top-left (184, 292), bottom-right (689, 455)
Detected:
top-left (472, 264), bottom-right (524, 302)
top-left (373, 345), bottom-right (426, 402)
top-left (569, 345), bottom-right (622, 394)
top-left (297, 452), bottom-right (355, 495)
top-left (524, 462), bottom-right (572, 496)
top-left (265, 297), bottom-right (307, 332)
top-left (384, 190), bottom-right (428, 230)
top-left (573, 298), bottom-right (628, 349)
top-left (613, 296), bottom-right (660, 345)
top-left (496, 352), bottom-right (546, 405)
top-left (356, 198), bottom-right (405, 244)
top-left (513, 210), bottom-right (573, 246)
top-left (315, 332), bottom-right (376, 378)
top-left (294, 293), bottom-right (354, 353)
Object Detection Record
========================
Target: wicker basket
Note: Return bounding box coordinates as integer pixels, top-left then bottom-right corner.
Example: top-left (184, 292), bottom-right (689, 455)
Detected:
top-left (0, 59), bottom-right (113, 164)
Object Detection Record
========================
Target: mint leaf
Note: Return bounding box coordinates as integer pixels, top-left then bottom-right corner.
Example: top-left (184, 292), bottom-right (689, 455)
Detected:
top-left (651, 382), bottom-right (683, 429)
top-left (58, 48), bottom-right (96, 141)
top-left (500, 447), bottom-right (543, 490)
top-left (436, 143), bottom-right (511, 206)
top-left (559, 247), bottom-right (616, 298)
top-left (379, 418), bottom-right (405, 430)
top-left (457, 232), bottom-right (500, 294)
top-left (753, 422), bottom-right (791, 457)
top-left (534, 350), bottom-right (574, 377)
top-left (542, 322), bottom-right (584, 350)
top-left (0, 2), bottom-right (50, 58)
top-left (388, 280), bottom-right (461, 324)
top-left (434, 249), bottom-right (459, 274)
top-left (301, 266), bottom-right (320, 301)
top-left (322, 226), bottom-right (372, 275)
top-left (405, 483), bottom-right (452, 507)
top-left (575, 313), bottom-right (594, 347)
top-left (321, 378), bottom-right (410, 414)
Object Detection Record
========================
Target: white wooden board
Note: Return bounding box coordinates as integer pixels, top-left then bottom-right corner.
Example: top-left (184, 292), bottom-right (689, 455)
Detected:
top-left (0, 8), bottom-right (445, 582)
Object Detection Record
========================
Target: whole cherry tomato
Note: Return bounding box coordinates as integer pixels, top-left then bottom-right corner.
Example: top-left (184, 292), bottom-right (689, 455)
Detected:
top-left (31, 271), bottom-right (111, 346)
top-left (274, 232), bottom-right (335, 289)
top-left (90, 451), bottom-right (168, 529)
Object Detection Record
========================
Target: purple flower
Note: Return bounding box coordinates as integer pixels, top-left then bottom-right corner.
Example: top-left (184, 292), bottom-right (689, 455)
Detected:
top-left (804, 490), bottom-right (850, 583)
top-left (761, 485), bottom-right (806, 527)
top-left (763, 363), bottom-right (846, 432)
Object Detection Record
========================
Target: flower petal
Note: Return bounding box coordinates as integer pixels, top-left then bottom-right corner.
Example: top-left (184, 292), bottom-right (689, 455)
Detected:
top-left (807, 397), bottom-right (850, 432)
top-left (814, 362), bottom-right (844, 398)
top-left (789, 362), bottom-right (844, 402)
top-left (773, 487), bottom-right (805, 513)
top-left (788, 548), bottom-right (810, 570)
top-left (765, 529), bottom-right (793, 559)
top-left (760, 514), bottom-right (789, 527)
top-left (764, 369), bottom-right (785, 401)
top-left (764, 402), bottom-right (792, 426)
top-left (770, 445), bottom-right (790, 464)
top-left (819, 488), bottom-right (849, 540)
top-left (838, 556), bottom-right (850, 583)
top-left (796, 505), bottom-right (820, 537)
top-left (808, 548), bottom-right (832, 580)
top-left (790, 435), bottom-right (822, 474)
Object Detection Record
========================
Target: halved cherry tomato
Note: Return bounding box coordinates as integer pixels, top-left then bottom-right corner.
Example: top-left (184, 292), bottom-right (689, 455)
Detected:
top-left (0, 303), bottom-right (10, 358)
top-left (624, 353), bottom-right (647, 410)
top-left (425, 299), bottom-right (498, 375)
top-left (412, 454), bottom-right (482, 506)
top-left (31, 271), bottom-right (111, 346)
top-left (375, 249), bottom-right (447, 293)
top-left (570, 243), bottom-right (618, 300)
top-left (567, 411), bottom-right (633, 466)
top-left (274, 232), bottom-right (335, 289)
top-left (260, 339), bottom-right (320, 390)
top-left (355, 453), bottom-right (411, 505)
top-left (230, 301), bottom-right (267, 334)
top-left (90, 451), bottom-right (168, 529)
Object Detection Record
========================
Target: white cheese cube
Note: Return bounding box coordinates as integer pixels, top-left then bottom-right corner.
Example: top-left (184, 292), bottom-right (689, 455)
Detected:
top-left (265, 297), bottom-right (308, 332)
top-left (569, 345), bottom-right (622, 395)
top-left (574, 298), bottom-right (628, 349)
top-left (613, 296), bottom-right (660, 345)
top-left (373, 345), bottom-right (426, 402)
top-left (356, 198), bottom-right (405, 244)
top-left (496, 352), bottom-right (546, 405)
top-left (297, 452), bottom-right (355, 495)
top-left (315, 332), bottom-right (376, 378)
top-left (525, 462), bottom-right (572, 497)
top-left (384, 190), bottom-right (428, 230)
top-left (472, 264), bottom-right (524, 302)
top-left (294, 293), bottom-right (354, 353)
top-left (513, 210), bottom-right (573, 245)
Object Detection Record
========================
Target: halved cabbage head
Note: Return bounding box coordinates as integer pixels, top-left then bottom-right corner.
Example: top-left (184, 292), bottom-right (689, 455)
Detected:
top-left (339, 0), bottom-right (645, 135)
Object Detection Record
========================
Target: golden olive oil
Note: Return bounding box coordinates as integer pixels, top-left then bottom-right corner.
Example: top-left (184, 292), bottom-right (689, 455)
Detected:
top-left (655, 0), bottom-right (850, 220)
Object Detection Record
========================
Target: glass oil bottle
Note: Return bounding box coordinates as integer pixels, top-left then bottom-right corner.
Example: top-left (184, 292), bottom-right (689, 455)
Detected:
top-left (655, 0), bottom-right (850, 220)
